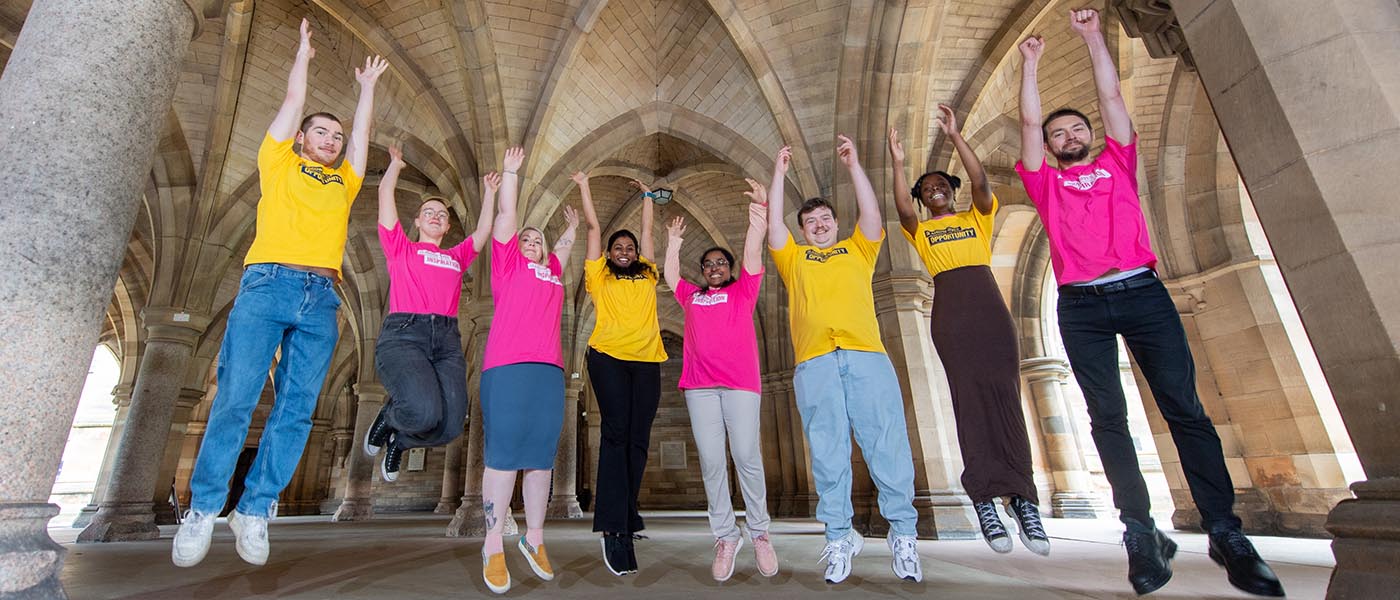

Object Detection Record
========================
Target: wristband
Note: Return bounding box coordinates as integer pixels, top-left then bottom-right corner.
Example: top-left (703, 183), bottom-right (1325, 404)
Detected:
top-left (504, 170), bottom-right (517, 175)
top-left (643, 192), bottom-right (656, 199)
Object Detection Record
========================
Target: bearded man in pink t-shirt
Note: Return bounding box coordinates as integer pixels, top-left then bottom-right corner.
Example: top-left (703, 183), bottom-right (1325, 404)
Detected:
top-left (1015, 9), bottom-right (1282, 598)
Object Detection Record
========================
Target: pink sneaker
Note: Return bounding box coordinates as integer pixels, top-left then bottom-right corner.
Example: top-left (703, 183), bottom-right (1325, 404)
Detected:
top-left (712, 536), bottom-right (743, 582)
top-left (752, 533), bottom-right (779, 577)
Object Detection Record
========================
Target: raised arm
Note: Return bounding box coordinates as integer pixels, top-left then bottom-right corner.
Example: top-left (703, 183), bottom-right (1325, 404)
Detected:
top-left (553, 205), bottom-right (580, 270)
top-left (345, 55), bottom-right (389, 176)
top-left (377, 143), bottom-right (405, 228)
top-left (937, 104), bottom-right (993, 214)
top-left (471, 173), bottom-right (499, 253)
top-left (1018, 35), bottom-right (1047, 170)
top-left (1071, 9), bottom-right (1132, 144)
top-left (741, 178), bottom-right (768, 275)
top-left (767, 146), bottom-right (793, 250)
top-left (663, 216), bottom-right (686, 291)
top-left (888, 128), bottom-right (919, 236)
top-left (630, 180), bottom-right (657, 260)
top-left (837, 134), bottom-right (882, 240)
top-left (493, 147), bottom-right (525, 243)
top-left (575, 172), bottom-right (601, 260)
top-left (268, 18), bottom-right (314, 141)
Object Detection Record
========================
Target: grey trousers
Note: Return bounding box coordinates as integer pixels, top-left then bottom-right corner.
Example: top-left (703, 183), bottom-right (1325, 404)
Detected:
top-left (684, 387), bottom-right (772, 541)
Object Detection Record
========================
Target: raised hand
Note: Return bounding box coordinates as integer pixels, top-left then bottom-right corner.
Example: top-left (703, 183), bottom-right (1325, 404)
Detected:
top-left (888, 128), bottom-right (905, 163)
top-left (503, 147), bottom-right (524, 173)
top-left (570, 171), bottom-right (589, 186)
top-left (562, 204), bottom-right (580, 229)
top-left (1019, 35), bottom-right (1045, 63)
top-left (1069, 8), bottom-right (1100, 37)
top-left (836, 134), bottom-right (860, 169)
top-left (666, 215), bottom-right (686, 240)
top-left (483, 172), bottom-right (501, 195)
top-left (742, 177), bottom-right (767, 205)
top-left (356, 55), bottom-right (389, 88)
top-left (298, 18), bottom-right (315, 58)
top-left (935, 104), bottom-right (959, 136)
top-left (748, 201), bottom-right (767, 229)
top-left (630, 179), bottom-right (653, 196)
top-left (774, 145), bottom-right (792, 177)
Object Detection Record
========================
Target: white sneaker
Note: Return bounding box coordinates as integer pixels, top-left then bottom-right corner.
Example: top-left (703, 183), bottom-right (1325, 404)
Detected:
top-left (228, 511), bottom-right (269, 566)
top-left (818, 531), bottom-right (864, 584)
top-left (887, 532), bottom-right (923, 582)
top-left (171, 510), bottom-right (215, 567)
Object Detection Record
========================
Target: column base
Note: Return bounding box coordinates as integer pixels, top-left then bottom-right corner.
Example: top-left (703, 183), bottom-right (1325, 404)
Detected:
top-left (331, 499), bottom-right (374, 522)
top-left (0, 503), bottom-right (65, 598)
top-left (1325, 478), bottom-right (1400, 599)
top-left (1051, 491), bottom-right (1106, 519)
top-left (70, 504), bottom-right (99, 528)
top-left (914, 490), bottom-right (978, 540)
top-left (433, 499), bottom-right (460, 515)
top-left (447, 498), bottom-right (485, 537)
top-left (546, 495), bottom-right (582, 519)
top-left (153, 500), bottom-right (180, 525)
top-left (76, 502), bottom-right (159, 542)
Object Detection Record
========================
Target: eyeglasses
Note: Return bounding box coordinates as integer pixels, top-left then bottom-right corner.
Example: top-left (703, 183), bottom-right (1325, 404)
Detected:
top-left (702, 259), bottom-right (730, 269)
top-left (420, 209), bottom-right (449, 219)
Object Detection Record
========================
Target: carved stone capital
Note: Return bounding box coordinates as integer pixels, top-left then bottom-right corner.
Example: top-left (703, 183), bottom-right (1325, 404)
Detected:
top-left (1113, 0), bottom-right (1195, 70)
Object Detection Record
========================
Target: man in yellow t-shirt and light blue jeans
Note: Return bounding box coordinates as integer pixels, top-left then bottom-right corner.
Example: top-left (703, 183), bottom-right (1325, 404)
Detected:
top-left (766, 137), bottom-right (922, 585)
top-left (172, 18), bottom-right (388, 569)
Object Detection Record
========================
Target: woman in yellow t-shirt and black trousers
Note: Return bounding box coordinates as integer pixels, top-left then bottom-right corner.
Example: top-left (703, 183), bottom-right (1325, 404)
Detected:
top-left (574, 172), bottom-right (668, 576)
top-left (889, 105), bottom-right (1050, 557)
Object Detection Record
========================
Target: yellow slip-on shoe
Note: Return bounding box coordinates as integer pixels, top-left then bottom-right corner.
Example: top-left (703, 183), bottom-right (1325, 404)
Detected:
top-left (518, 537), bottom-right (555, 581)
top-left (483, 549), bottom-right (511, 594)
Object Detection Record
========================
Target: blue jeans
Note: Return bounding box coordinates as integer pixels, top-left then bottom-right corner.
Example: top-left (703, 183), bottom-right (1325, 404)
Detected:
top-left (189, 264), bottom-right (341, 517)
top-left (793, 349), bottom-right (918, 541)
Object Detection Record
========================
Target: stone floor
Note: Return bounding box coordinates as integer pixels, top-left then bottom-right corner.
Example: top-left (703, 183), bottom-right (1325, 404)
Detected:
top-left (54, 512), bottom-right (1333, 599)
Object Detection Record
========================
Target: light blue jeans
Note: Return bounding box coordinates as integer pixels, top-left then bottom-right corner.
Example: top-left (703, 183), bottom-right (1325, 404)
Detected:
top-left (793, 349), bottom-right (918, 541)
top-left (189, 264), bottom-right (341, 517)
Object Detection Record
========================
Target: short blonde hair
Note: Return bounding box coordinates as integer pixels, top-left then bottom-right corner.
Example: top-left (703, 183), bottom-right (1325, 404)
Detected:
top-left (519, 227), bottom-right (550, 265)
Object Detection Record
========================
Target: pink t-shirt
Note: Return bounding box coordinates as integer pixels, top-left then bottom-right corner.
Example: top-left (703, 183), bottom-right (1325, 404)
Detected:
top-left (482, 235), bottom-right (565, 370)
top-left (378, 223), bottom-right (478, 316)
top-left (1015, 135), bottom-right (1158, 285)
top-left (674, 268), bottom-right (763, 393)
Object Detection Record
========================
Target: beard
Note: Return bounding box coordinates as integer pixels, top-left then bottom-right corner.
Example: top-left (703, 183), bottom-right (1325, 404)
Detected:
top-left (1052, 143), bottom-right (1090, 164)
top-left (606, 258), bottom-right (650, 278)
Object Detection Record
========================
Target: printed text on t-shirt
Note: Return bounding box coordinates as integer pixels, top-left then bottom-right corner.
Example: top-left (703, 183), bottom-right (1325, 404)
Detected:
top-left (804, 247), bottom-right (849, 263)
top-left (1059, 168), bottom-right (1112, 192)
top-left (690, 291), bottom-right (730, 306)
top-left (300, 164), bottom-right (345, 186)
top-left (924, 226), bottom-right (976, 246)
top-left (418, 249), bottom-right (460, 271)
top-left (528, 262), bottom-right (562, 286)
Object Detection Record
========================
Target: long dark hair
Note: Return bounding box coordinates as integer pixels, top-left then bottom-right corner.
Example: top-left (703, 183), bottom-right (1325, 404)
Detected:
top-left (605, 229), bottom-right (655, 278)
top-left (696, 246), bottom-right (737, 289)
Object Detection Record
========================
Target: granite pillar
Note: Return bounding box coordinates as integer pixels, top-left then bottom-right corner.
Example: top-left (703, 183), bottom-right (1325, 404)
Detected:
top-left (71, 384), bottom-right (134, 528)
top-left (150, 387), bottom-right (205, 525)
top-left (434, 437), bottom-right (463, 514)
top-left (447, 378), bottom-right (486, 536)
top-left (1021, 357), bottom-right (1104, 518)
top-left (332, 382), bottom-right (385, 522)
top-left (546, 380), bottom-right (584, 518)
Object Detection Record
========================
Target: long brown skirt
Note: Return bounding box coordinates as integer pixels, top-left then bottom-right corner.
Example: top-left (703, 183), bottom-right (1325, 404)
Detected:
top-left (931, 265), bottom-right (1038, 503)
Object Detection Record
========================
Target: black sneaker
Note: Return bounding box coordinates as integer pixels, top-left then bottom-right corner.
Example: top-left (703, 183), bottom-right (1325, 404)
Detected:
top-left (364, 405), bottom-right (393, 457)
top-left (1124, 527), bottom-right (1177, 595)
top-left (380, 434), bottom-right (404, 483)
top-left (624, 533), bottom-right (645, 573)
top-left (1008, 496), bottom-right (1051, 556)
top-left (1208, 529), bottom-right (1285, 597)
top-left (975, 501), bottom-right (1013, 554)
top-left (600, 533), bottom-right (628, 576)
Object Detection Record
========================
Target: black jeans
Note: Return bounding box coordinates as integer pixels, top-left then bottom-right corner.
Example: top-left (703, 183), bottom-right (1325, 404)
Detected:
top-left (375, 313), bottom-right (468, 449)
top-left (1057, 273), bottom-right (1242, 533)
top-left (587, 348), bottom-right (661, 534)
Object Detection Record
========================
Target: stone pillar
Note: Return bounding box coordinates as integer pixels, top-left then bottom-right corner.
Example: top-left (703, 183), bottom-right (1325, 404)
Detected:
top-left (546, 380), bottom-right (584, 518)
top-left (79, 308), bottom-right (209, 542)
top-left (1021, 357), bottom-right (1104, 518)
top-left (447, 381), bottom-right (486, 536)
top-left (434, 437), bottom-right (464, 514)
top-left (1158, 1), bottom-right (1400, 596)
top-left (72, 384), bottom-right (134, 528)
top-left (0, 1), bottom-right (200, 592)
top-left (150, 387), bottom-right (206, 524)
top-left (292, 418), bottom-right (332, 515)
top-left (332, 382), bottom-right (385, 521)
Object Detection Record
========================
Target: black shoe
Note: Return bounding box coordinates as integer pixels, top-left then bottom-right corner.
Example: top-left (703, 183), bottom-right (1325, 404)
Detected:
top-left (600, 533), bottom-right (628, 576)
top-left (623, 533), bottom-right (645, 573)
top-left (1124, 528), bottom-right (1177, 595)
top-left (974, 501), bottom-right (1013, 554)
top-left (364, 405), bottom-right (393, 457)
top-left (1208, 529), bottom-right (1285, 597)
top-left (1008, 496), bottom-right (1051, 556)
top-left (380, 434), bottom-right (404, 483)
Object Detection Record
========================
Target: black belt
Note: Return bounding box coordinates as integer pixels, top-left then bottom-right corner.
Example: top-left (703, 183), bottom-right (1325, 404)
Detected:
top-left (1058, 271), bottom-right (1158, 297)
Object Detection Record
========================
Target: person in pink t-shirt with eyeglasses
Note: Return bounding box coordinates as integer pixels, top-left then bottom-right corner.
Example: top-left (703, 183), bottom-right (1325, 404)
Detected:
top-left (363, 143), bottom-right (494, 485)
top-left (661, 178), bottom-right (778, 582)
top-left (1016, 9), bottom-right (1282, 598)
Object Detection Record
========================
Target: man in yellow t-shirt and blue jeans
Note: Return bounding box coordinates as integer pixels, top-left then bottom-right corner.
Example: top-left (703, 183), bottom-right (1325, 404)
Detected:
top-left (765, 137), bottom-right (922, 585)
top-left (172, 18), bottom-right (388, 569)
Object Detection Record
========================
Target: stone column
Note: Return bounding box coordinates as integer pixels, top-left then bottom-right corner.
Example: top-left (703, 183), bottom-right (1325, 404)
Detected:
top-left (292, 418), bottom-right (332, 515)
top-left (150, 387), bottom-right (206, 524)
top-left (434, 437), bottom-right (464, 514)
top-left (0, 0), bottom-right (202, 591)
top-left (1155, 1), bottom-right (1400, 596)
top-left (546, 380), bottom-right (584, 518)
top-left (332, 382), bottom-right (385, 521)
top-left (1021, 357), bottom-right (1104, 518)
top-left (447, 382), bottom-right (486, 536)
top-left (79, 308), bottom-right (209, 542)
top-left (72, 384), bottom-right (134, 528)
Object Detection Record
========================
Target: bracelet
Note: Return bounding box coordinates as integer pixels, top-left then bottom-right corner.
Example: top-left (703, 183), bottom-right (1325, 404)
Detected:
top-left (643, 192), bottom-right (655, 199)
top-left (503, 170), bottom-right (517, 175)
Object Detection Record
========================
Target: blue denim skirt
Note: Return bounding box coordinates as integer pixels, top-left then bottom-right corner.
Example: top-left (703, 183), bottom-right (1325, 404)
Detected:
top-left (480, 362), bottom-right (565, 470)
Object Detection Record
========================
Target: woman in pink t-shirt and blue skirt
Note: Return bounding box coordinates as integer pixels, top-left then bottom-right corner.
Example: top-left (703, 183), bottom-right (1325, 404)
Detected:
top-left (477, 148), bottom-right (581, 594)
top-left (662, 178), bottom-right (780, 582)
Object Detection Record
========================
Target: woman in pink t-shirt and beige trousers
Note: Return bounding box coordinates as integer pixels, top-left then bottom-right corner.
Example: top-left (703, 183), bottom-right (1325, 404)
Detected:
top-left (662, 179), bottom-right (780, 582)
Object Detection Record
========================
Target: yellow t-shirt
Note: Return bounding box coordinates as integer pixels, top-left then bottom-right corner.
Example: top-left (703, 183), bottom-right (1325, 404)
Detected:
top-left (585, 255), bottom-right (668, 363)
top-left (902, 194), bottom-right (998, 277)
top-left (243, 134), bottom-right (364, 278)
top-left (770, 229), bottom-right (887, 364)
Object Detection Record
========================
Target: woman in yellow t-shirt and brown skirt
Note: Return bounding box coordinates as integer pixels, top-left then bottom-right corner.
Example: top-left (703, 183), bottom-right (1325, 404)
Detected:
top-left (574, 172), bottom-right (668, 576)
top-left (888, 105), bottom-right (1050, 557)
